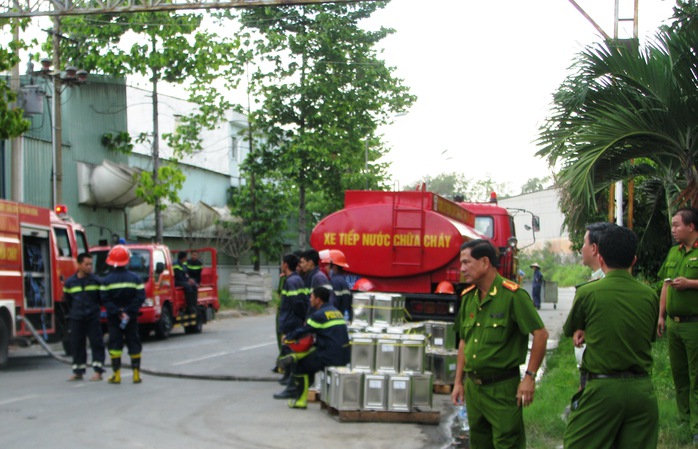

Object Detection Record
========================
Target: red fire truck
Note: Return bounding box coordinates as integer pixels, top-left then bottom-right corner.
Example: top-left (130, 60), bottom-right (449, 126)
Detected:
top-left (310, 189), bottom-right (531, 322)
top-left (0, 200), bottom-right (89, 367)
top-left (89, 244), bottom-right (220, 339)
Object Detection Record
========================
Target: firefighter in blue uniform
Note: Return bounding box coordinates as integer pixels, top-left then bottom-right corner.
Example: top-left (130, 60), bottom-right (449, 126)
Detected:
top-left (101, 245), bottom-right (146, 384)
top-left (64, 252), bottom-right (105, 381)
top-left (174, 251), bottom-right (198, 314)
top-left (273, 253), bottom-right (309, 395)
top-left (299, 249), bottom-right (332, 296)
top-left (280, 286), bottom-right (350, 409)
top-left (326, 250), bottom-right (353, 321)
top-left (186, 250), bottom-right (203, 285)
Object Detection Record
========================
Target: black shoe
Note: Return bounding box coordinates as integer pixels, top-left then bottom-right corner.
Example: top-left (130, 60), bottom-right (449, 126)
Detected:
top-left (273, 388), bottom-right (297, 400)
top-left (279, 377), bottom-right (290, 386)
top-left (271, 366), bottom-right (281, 374)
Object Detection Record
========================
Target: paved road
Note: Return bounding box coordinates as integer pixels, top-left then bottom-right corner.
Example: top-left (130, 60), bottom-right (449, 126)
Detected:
top-left (1, 290), bottom-right (573, 449)
top-left (1, 314), bottom-right (449, 449)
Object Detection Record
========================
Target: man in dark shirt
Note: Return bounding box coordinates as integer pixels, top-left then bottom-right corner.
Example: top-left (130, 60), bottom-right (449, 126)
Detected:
top-left (64, 253), bottom-right (105, 381)
top-left (174, 251), bottom-right (197, 314)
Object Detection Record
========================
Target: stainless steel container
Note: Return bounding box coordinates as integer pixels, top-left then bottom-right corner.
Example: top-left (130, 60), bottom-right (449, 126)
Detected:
top-left (352, 293), bottom-right (373, 325)
top-left (399, 334), bottom-right (426, 374)
top-left (411, 372), bottom-right (434, 410)
top-left (350, 333), bottom-right (376, 373)
top-left (328, 367), bottom-right (362, 410)
top-left (375, 335), bottom-right (401, 374)
top-left (363, 373), bottom-right (387, 411)
top-left (429, 321), bottom-right (457, 351)
top-left (373, 293), bottom-right (404, 325)
top-left (331, 368), bottom-right (363, 411)
top-left (429, 350), bottom-right (459, 385)
top-left (387, 374), bottom-right (411, 412)
top-left (323, 367), bottom-right (337, 407)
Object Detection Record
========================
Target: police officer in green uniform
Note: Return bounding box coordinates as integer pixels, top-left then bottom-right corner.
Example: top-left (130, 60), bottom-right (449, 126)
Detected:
top-left (451, 239), bottom-right (548, 449)
top-left (563, 225), bottom-right (659, 449)
top-left (658, 207), bottom-right (698, 445)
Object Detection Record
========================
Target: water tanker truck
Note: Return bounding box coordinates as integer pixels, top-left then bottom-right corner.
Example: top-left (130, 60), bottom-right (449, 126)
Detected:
top-left (310, 189), bottom-right (522, 322)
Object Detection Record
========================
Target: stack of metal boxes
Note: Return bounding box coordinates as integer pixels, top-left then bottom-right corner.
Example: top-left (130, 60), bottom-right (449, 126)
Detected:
top-left (325, 292), bottom-right (434, 412)
top-left (424, 321), bottom-right (459, 386)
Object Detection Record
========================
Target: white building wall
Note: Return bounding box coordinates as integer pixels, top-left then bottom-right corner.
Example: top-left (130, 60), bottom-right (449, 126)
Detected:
top-left (498, 188), bottom-right (572, 253)
top-left (126, 85), bottom-right (249, 186)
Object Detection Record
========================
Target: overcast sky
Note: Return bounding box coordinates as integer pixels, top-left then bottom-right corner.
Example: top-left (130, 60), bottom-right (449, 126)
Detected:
top-left (11, 1), bottom-right (676, 197)
top-left (366, 0), bottom-right (676, 196)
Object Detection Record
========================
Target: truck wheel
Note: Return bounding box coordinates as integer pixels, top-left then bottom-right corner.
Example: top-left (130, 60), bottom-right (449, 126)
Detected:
top-left (0, 317), bottom-right (9, 368)
top-left (155, 305), bottom-right (173, 340)
top-left (184, 309), bottom-right (203, 335)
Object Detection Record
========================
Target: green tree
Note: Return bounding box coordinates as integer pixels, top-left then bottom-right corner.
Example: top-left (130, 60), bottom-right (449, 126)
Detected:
top-left (520, 176), bottom-right (551, 194)
top-left (407, 172), bottom-right (512, 202)
top-left (0, 22), bottom-right (31, 140)
top-left (57, 13), bottom-right (240, 242)
top-left (229, 148), bottom-right (291, 271)
top-left (238, 2), bottom-right (416, 248)
top-left (536, 24), bottom-right (698, 277)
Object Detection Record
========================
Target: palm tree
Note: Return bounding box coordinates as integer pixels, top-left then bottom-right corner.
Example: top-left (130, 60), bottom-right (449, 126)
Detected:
top-left (536, 25), bottom-right (698, 234)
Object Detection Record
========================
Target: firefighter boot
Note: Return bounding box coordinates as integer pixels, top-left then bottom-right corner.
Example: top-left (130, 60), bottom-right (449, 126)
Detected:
top-left (108, 357), bottom-right (121, 384)
top-left (131, 354), bottom-right (142, 384)
top-left (273, 367), bottom-right (298, 400)
top-left (288, 374), bottom-right (308, 409)
top-left (278, 369), bottom-right (291, 385)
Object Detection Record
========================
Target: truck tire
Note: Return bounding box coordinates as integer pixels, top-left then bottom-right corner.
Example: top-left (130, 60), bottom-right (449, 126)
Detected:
top-left (154, 305), bottom-right (173, 340)
top-left (184, 309), bottom-right (203, 335)
top-left (0, 317), bottom-right (9, 369)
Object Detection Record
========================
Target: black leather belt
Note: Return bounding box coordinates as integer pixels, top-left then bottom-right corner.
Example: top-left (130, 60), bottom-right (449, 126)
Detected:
top-left (670, 315), bottom-right (698, 323)
top-left (587, 372), bottom-right (648, 381)
top-left (466, 368), bottom-right (519, 385)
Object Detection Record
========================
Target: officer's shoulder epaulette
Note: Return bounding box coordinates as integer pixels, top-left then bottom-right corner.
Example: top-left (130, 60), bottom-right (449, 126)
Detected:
top-left (460, 285), bottom-right (476, 296)
top-left (502, 280), bottom-right (519, 292)
top-left (574, 277), bottom-right (601, 290)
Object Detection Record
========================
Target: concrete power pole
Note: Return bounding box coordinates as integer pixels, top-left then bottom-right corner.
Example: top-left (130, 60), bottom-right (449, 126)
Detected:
top-left (10, 21), bottom-right (22, 202)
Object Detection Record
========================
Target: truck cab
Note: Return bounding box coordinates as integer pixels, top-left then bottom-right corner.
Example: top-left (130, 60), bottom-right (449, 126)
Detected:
top-left (90, 244), bottom-right (219, 339)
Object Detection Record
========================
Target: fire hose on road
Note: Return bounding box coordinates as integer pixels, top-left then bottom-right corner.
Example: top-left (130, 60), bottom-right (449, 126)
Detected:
top-left (21, 316), bottom-right (279, 382)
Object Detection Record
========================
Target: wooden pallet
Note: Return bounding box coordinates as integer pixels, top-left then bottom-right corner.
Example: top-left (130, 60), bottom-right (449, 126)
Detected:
top-left (320, 401), bottom-right (440, 425)
top-left (308, 389), bottom-right (321, 403)
top-left (433, 383), bottom-right (453, 394)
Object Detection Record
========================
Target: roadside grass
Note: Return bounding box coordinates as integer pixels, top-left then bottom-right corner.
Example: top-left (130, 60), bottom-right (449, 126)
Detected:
top-left (525, 336), bottom-right (694, 449)
top-left (218, 288), bottom-right (279, 314)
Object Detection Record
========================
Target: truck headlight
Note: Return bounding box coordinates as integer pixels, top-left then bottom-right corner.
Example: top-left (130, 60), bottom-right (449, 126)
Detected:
top-left (143, 298), bottom-right (154, 307)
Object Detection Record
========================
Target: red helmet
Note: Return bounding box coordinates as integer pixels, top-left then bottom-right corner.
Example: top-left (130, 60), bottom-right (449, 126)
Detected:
top-left (106, 245), bottom-right (131, 267)
top-left (328, 249), bottom-right (349, 268)
top-left (287, 335), bottom-right (314, 353)
top-left (353, 277), bottom-right (375, 292)
top-left (435, 281), bottom-right (455, 294)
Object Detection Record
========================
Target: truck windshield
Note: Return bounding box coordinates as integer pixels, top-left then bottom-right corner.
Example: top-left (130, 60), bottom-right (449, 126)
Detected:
top-left (474, 216), bottom-right (494, 238)
top-left (92, 249), bottom-right (151, 282)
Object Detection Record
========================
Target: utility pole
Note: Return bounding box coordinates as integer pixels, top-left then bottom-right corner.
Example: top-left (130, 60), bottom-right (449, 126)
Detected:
top-left (52, 16), bottom-right (63, 205)
top-left (10, 21), bottom-right (22, 202)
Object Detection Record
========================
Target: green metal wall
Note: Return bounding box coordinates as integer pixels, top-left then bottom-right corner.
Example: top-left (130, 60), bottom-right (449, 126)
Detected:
top-left (6, 74), bottom-right (131, 247)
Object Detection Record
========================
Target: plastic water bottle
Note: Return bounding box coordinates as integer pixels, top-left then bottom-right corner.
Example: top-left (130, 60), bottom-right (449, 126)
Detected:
top-left (458, 403), bottom-right (470, 432)
top-left (343, 310), bottom-right (350, 321)
top-left (119, 315), bottom-right (130, 330)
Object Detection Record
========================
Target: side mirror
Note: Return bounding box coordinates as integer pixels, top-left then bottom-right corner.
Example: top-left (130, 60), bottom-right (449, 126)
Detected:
top-left (532, 216), bottom-right (540, 233)
top-left (156, 262), bottom-right (165, 274)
